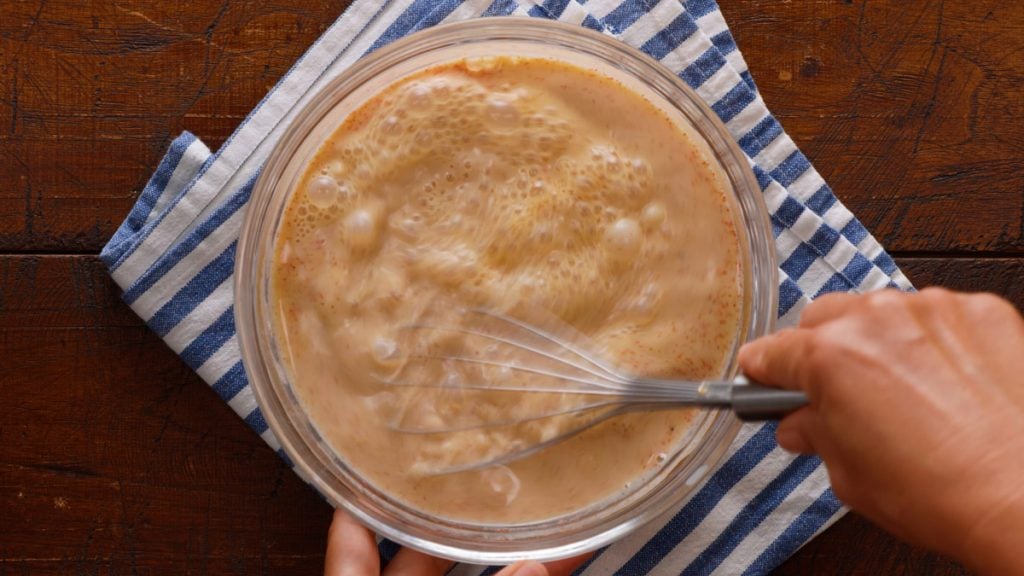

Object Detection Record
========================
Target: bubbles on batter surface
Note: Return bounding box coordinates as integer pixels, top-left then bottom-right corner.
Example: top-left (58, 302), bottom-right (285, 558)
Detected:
top-left (307, 175), bottom-right (353, 210)
top-left (641, 201), bottom-right (667, 227)
top-left (486, 94), bottom-right (521, 126)
top-left (604, 218), bottom-right (643, 254)
top-left (344, 205), bottom-right (381, 251)
top-left (288, 63), bottom-right (673, 337)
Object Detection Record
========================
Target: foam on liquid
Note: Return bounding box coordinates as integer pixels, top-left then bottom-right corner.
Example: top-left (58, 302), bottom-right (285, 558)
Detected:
top-left (271, 57), bottom-right (744, 523)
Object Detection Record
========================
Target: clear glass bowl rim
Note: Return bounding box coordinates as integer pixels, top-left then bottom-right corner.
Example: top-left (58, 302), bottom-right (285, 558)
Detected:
top-left (235, 17), bottom-right (778, 565)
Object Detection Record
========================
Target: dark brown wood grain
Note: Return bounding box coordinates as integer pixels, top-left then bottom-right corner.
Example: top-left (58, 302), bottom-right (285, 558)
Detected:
top-left (0, 1), bottom-right (348, 252)
top-left (1, 0), bottom-right (1022, 574)
top-left (1, 255), bottom-right (332, 573)
top-left (725, 0), bottom-right (1024, 254)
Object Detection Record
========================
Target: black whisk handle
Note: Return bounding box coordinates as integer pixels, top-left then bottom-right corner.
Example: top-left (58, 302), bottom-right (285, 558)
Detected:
top-left (730, 381), bottom-right (808, 421)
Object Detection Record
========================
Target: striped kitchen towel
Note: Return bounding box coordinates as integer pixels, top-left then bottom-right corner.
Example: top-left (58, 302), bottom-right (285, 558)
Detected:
top-left (101, 1), bottom-right (913, 574)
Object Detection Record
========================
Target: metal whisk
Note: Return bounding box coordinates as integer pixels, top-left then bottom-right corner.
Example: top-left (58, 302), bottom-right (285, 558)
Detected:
top-left (377, 309), bottom-right (806, 474)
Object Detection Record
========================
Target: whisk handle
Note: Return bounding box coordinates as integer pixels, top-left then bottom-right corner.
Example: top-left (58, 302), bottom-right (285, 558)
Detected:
top-left (730, 377), bottom-right (808, 421)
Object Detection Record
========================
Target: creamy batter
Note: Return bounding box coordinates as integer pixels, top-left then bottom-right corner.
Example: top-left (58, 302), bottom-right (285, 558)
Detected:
top-left (271, 57), bottom-right (744, 523)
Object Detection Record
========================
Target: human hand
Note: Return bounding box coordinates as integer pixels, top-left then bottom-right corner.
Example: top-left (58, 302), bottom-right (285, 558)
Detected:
top-left (739, 288), bottom-right (1024, 575)
top-left (325, 508), bottom-right (590, 576)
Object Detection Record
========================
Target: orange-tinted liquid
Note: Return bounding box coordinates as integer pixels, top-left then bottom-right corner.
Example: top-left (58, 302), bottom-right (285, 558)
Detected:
top-left (271, 57), bottom-right (743, 522)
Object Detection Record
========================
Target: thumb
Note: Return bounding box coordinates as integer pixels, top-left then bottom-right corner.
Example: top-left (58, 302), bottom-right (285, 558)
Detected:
top-left (495, 560), bottom-right (549, 576)
top-left (738, 328), bottom-right (814, 392)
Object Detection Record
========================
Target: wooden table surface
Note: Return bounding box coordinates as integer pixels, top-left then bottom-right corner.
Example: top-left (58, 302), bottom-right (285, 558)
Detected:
top-left (2, 1), bottom-right (1022, 573)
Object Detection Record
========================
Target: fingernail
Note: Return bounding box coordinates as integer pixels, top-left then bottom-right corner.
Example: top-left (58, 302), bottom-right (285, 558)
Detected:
top-left (503, 560), bottom-right (548, 576)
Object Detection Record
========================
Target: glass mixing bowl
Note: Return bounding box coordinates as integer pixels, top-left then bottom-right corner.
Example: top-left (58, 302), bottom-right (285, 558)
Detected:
top-left (235, 17), bottom-right (777, 565)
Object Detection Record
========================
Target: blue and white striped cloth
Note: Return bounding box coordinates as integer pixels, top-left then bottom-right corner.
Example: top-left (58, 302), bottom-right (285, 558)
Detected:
top-left (101, 1), bottom-right (912, 573)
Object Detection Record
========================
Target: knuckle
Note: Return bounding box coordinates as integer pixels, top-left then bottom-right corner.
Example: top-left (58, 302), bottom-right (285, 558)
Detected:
top-left (919, 286), bottom-right (953, 299)
top-left (864, 288), bottom-right (906, 310)
top-left (797, 301), bottom-right (821, 327)
top-left (803, 331), bottom-right (836, 372)
top-left (806, 292), bottom-right (842, 310)
top-left (861, 289), bottom-right (914, 320)
top-left (919, 286), bottom-right (957, 307)
top-left (964, 291), bottom-right (1014, 315)
top-left (800, 293), bottom-right (848, 327)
